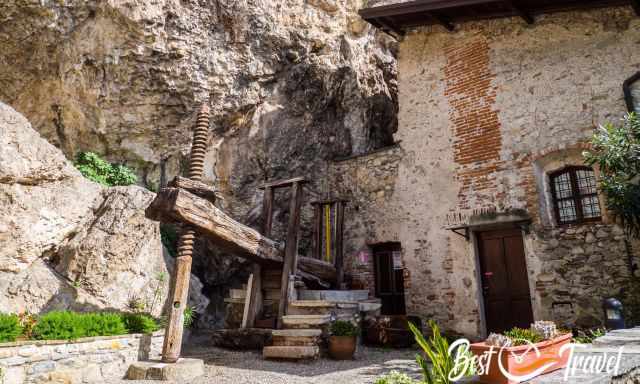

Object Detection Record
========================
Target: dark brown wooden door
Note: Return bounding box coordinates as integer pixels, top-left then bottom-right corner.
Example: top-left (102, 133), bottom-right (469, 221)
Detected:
top-left (477, 229), bottom-right (533, 334)
top-left (373, 243), bottom-right (406, 315)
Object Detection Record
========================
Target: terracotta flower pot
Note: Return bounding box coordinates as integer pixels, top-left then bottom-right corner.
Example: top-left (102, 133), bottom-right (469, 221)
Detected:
top-left (470, 333), bottom-right (572, 384)
top-left (329, 335), bottom-right (357, 360)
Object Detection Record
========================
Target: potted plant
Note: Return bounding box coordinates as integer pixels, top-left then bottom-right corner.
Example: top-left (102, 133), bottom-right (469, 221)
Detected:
top-left (470, 321), bottom-right (572, 384)
top-left (329, 320), bottom-right (359, 360)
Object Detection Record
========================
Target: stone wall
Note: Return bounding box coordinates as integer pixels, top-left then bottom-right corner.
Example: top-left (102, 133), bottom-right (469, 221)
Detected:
top-left (336, 6), bottom-right (640, 338)
top-left (328, 145), bottom-right (403, 296)
top-left (0, 333), bottom-right (163, 384)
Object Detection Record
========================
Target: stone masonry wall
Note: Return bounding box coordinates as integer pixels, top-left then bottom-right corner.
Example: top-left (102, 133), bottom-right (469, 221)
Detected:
top-left (336, 6), bottom-right (640, 338)
top-left (0, 333), bottom-right (163, 384)
top-left (328, 145), bottom-right (403, 297)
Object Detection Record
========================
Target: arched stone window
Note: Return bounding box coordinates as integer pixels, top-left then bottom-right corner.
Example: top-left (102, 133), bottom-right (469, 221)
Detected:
top-left (549, 166), bottom-right (601, 225)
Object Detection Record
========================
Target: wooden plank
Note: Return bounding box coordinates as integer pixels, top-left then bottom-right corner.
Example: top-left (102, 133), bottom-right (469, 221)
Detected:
top-left (146, 188), bottom-right (338, 281)
top-left (277, 182), bottom-right (304, 328)
top-left (298, 256), bottom-right (337, 282)
top-left (146, 188), bottom-right (283, 265)
top-left (241, 273), bottom-right (254, 328)
top-left (259, 176), bottom-right (308, 190)
top-left (262, 187), bottom-right (274, 237)
top-left (335, 201), bottom-right (345, 289)
top-left (169, 176), bottom-right (222, 203)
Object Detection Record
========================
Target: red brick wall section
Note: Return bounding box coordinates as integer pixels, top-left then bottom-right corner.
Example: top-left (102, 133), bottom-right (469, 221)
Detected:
top-left (444, 36), bottom-right (503, 210)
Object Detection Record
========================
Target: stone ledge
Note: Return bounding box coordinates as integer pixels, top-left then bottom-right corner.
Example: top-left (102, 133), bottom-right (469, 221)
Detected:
top-left (126, 358), bottom-right (205, 381)
top-left (0, 331), bottom-right (165, 348)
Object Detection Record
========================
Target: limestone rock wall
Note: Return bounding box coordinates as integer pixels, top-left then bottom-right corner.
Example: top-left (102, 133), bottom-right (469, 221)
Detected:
top-left (0, 102), bottom-right (208, 318)
top-left (0, 0), bottom-right (398, 325)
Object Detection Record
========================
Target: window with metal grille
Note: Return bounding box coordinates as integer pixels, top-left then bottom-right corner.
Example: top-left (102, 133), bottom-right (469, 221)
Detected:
top-left (550, 166), bottom-right (601, 225)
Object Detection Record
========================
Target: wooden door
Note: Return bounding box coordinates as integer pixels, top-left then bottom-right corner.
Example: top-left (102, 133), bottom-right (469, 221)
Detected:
top-left (373, 243), bottom-right (406, 315)
top-left (477, 229), bottom-right (533, 334)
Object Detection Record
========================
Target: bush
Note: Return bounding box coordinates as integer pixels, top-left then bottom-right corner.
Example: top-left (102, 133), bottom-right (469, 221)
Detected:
top-left (584, 113), bottom-right (640, 238)
top-left (375, 371), bottom-right (417, 384)
top-left (0, 314), bottom-right (22, 343)
top-left (160, 224), bottom-right (179, 258)
top-left (504, 327), bottom-right (543, 346)
top-left (33, 311), bottom-right (127, 340)
top-left (573, 328), bottom-right (606, 344)
top-left (330, 320), bottom-right (359, 337)
top-left (74, 152), bottom-right (137, 187)
top-left (122, 313), bottom-right (159, 334)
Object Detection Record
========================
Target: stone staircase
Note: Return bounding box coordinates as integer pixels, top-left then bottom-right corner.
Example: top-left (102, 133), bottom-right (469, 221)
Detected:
top-left (262, 290), bottom-right (380, 360)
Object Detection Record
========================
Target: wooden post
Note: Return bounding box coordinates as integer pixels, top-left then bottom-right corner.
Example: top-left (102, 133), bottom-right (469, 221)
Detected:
top-left (162, 102), bottom-right (210, 363)
top-left (335, 201), bottom-right (345, 289)
top-left (241, 273), bottom-right (254, 328)
top-left (244, 186), bottom-right (274, 328)
top-left (277, 181), bottom-right (304, 328)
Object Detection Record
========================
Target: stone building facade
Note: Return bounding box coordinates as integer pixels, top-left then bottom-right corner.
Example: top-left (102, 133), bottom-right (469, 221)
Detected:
top-left (335, 5), bottom-right (640, 338)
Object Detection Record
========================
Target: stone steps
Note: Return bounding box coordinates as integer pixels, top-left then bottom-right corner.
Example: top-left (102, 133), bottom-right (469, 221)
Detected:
top-left (272, 329), bottom-right (322, 347)
top-left (263, 346), bottom-right (319, 360)
top-left (282, 314), bottom-right (332, 329)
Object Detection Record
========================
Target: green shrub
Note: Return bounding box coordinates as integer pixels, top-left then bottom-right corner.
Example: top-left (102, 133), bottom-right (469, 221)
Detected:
top-left (584, 113), bottom-right (640, 238)
top-left (330, 320), bottom-right (359, 337)
top-left (504, 327), bottom-right (543, 346)
top-left (82, 313), bottom-right (127, 337)
top-left (0, 314), bottom-right (22, 343)
top-left (122, 313), bottom-right (159, 334)
top-left (160, 224), bottom-right (179, 258)
top-left (409, 320), bottom-right (474, 384)
top-left (33, 311), bottom-right (127, 340)
top-left (374, 371), bottom-right (417, 384)
top-left (74, 152), bottom-right (137, 187)
top-left (183, 306), bottom-right (197, 329)
top-left (573, 328), bottom-right (607, 344)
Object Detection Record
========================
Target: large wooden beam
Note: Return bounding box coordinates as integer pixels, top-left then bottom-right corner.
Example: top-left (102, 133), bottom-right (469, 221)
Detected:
top-left (147, 188), bottom-right (283, 265)
top-left (146, 187), bottom-right (337, 281)
top-left (169, 176), bottom-right (222, 203)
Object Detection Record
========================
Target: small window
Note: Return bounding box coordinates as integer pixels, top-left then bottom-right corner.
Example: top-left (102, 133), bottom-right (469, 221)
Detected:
top-left (550, 166), bottom-right (601, 225)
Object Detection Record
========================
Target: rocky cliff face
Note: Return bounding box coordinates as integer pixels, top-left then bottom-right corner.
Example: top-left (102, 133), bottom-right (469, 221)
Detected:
top-left (0, 0), bottom-right (397, 326)
top-left (0, 102), bottom-right (208, 317)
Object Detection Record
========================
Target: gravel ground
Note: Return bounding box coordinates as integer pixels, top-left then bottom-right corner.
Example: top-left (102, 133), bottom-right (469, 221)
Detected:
top-left (119, 346), bottom-right (420, 384)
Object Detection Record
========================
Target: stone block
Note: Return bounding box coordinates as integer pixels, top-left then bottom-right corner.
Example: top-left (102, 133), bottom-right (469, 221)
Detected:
top-left (125, 359), bottom-right (205, 381)
top-left (82, 364), bottom-right (103, 382)
top-left (263, 346), bottom-right (320, 360)
top-left (27, 360), bottom-right (55, 375)
top-left (2, 366), bottom-right (26, 384)
top-left (47, 368), bottom-right (82, 384)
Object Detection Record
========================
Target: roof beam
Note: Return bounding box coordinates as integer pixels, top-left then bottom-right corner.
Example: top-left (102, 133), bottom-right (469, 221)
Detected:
top-left (428, 12), bottom-right (455, 31)
top-left (375, 17), bottom-right (405, 38)
top-left (631, 0), bottom-right (640, 15)
top-left (504, 0), bottom-right (533, 24)
top-left (359, 0), bottom-right (503, 19)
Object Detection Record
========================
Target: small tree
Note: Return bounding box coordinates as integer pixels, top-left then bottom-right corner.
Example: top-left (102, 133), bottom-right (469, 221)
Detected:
top-left (584, 113), bottom-right (640, 238)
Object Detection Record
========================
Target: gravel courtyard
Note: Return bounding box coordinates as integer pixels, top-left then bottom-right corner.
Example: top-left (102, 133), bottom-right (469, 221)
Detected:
top-left (119, 346), bottom-right (420, 384)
